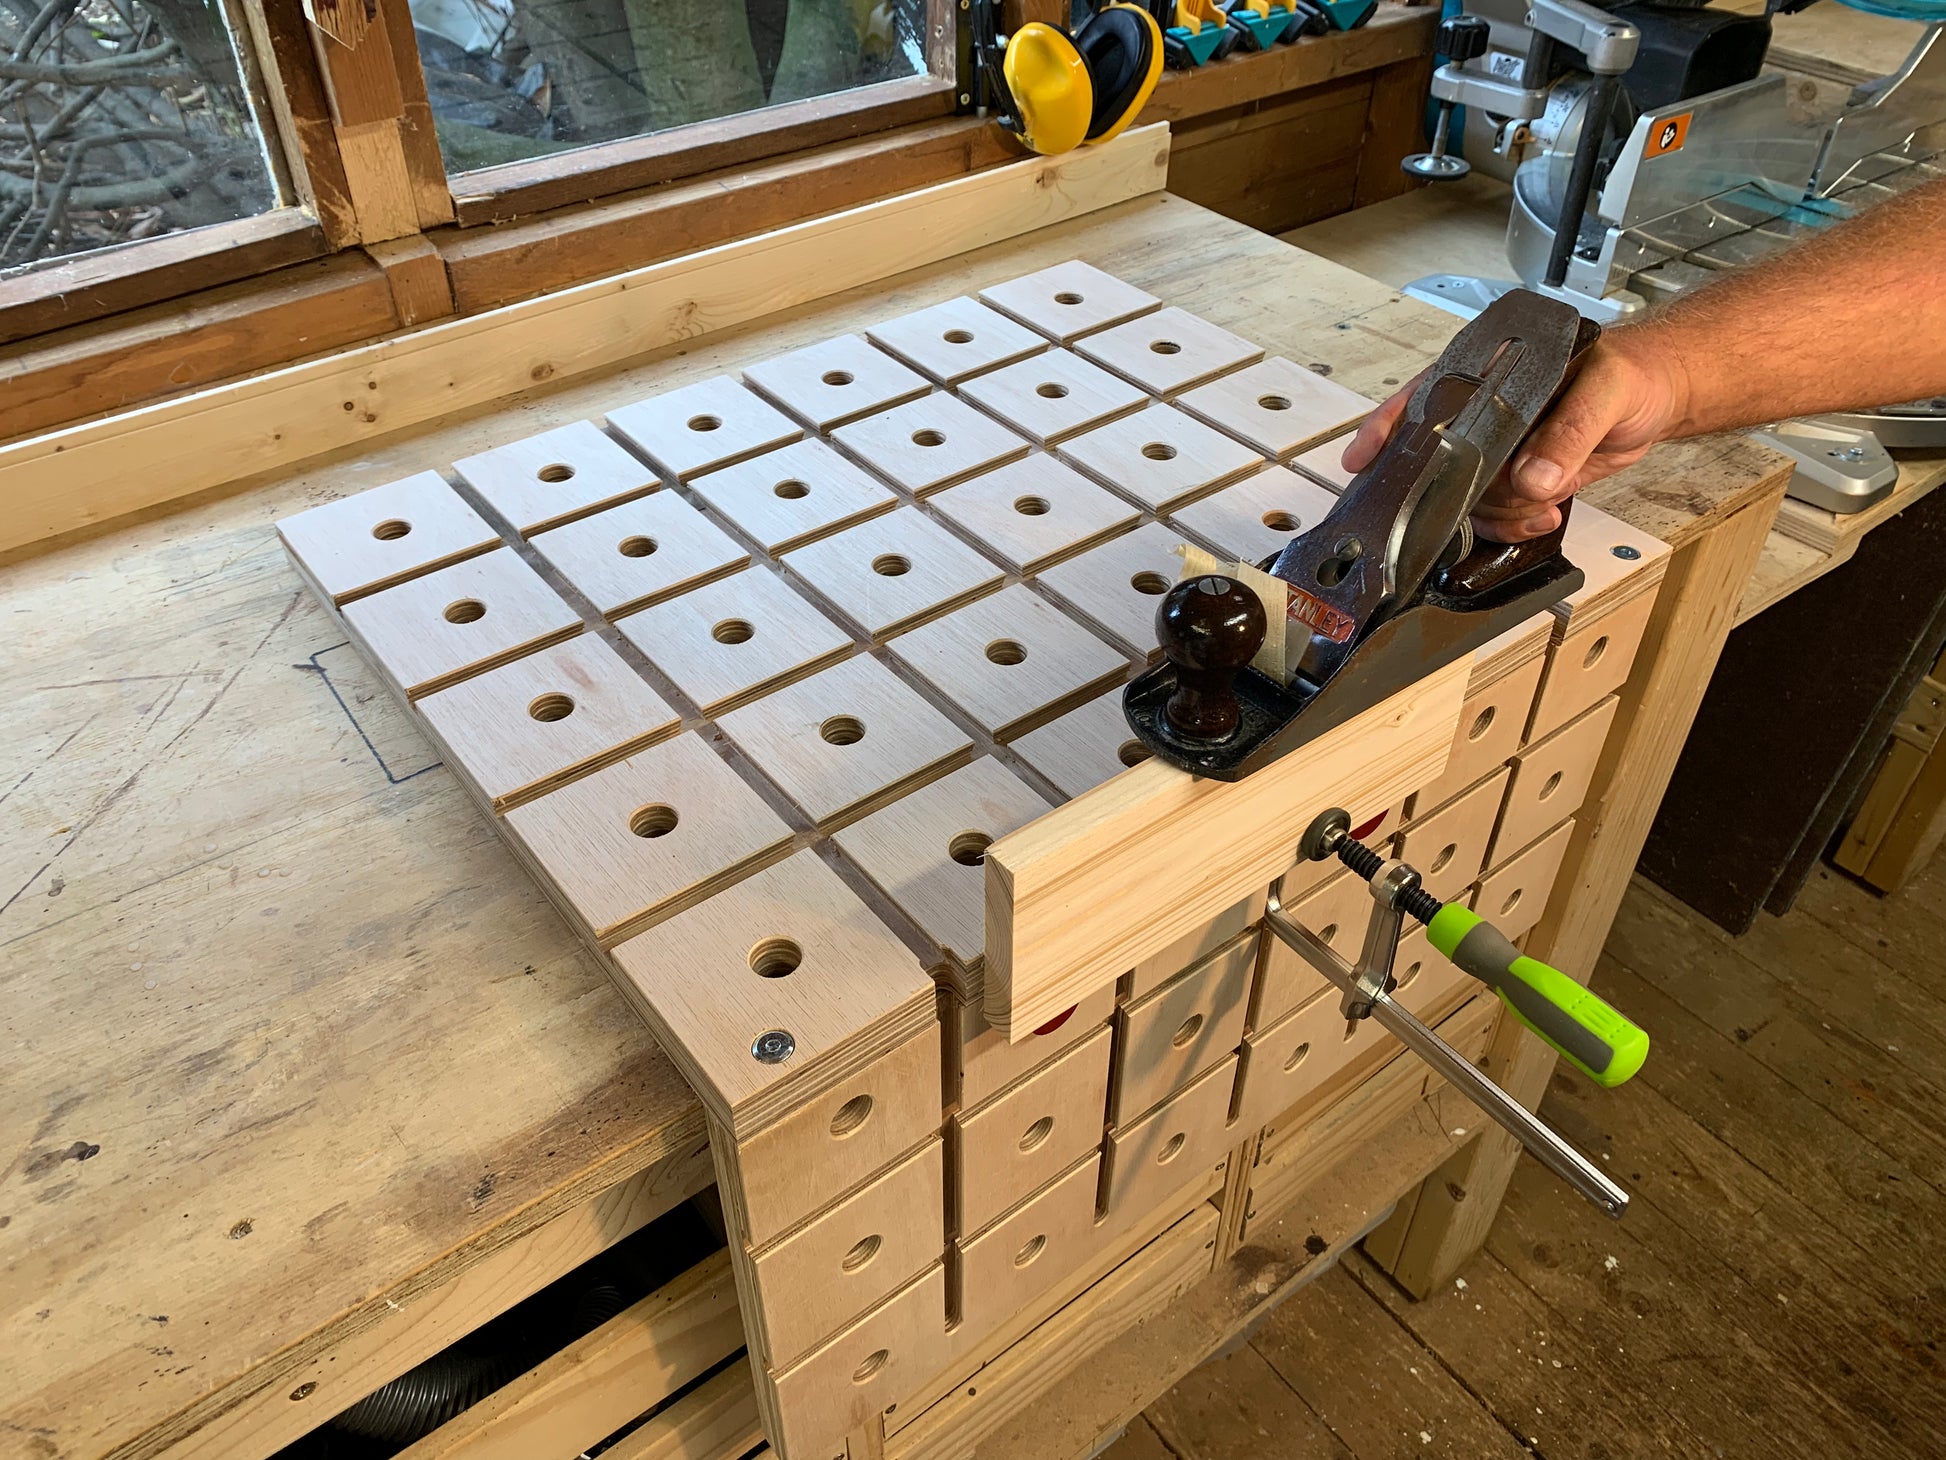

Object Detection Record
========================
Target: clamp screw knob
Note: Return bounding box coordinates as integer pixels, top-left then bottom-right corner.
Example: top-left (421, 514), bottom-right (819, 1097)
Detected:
top-left (1437, 14), bottom-right (1490, 62)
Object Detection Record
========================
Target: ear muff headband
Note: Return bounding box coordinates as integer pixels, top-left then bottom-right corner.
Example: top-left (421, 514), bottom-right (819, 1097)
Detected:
top-left (1002, 22), bottom-right (1091, 156)
top-left (1075, 3), bottom-right (1162, 142)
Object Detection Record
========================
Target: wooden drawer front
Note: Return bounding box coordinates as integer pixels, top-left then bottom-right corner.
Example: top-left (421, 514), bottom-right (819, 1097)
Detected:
top-left (1395, 767), bottom-right (1510, 904)
top-left (747, 1138), bottom-right (944, 1369)
top-left (1127, 887), bottom-right (1266, 999)
top-left (1391, 912), bottom-right (1475, 1025)
top-left (1477, 818), bottom-right (1575, 942)
top-left (1415, 653), bottom-right (1546, 813)
top-left (1531, 588), bottom-right (1654, 740)
top-left (954, 1027), bottom-right (1111, 1235)
top-left (1102, 1054), bottom-right (1239, 1218)
top-left (769, 1263), bottom-right (953, 1460)
top-left (733, 1029), bottom-right (944, 1248)
top-left (1252, 870), bottom-right (1366, 1031)
top-left (956, 985), bottom-right (1115, 1113)
top-left (953, 1153), bottom-right (1104, 1346)
top-left (1111, 934), bottom-right (1252, 1125)
top-left (1231, 987), bottom-right (1373, 1138)
top-left (1492, 695), bottom-right (1617, 866)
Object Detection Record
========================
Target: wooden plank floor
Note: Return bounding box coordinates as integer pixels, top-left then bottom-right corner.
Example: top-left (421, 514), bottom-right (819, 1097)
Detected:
top-left (1103, 857), bottom-right (1946, 1459)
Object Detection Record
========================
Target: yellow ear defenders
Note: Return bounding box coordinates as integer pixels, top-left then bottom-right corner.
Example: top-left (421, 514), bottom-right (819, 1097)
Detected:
top-left (974, 1), bottom-right (1163, 156)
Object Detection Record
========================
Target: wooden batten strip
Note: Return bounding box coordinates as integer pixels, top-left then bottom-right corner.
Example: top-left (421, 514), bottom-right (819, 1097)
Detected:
top-left (1, 124), bottom-right (1171, 556)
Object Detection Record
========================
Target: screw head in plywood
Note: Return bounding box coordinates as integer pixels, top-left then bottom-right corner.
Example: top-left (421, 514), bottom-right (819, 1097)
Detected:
top-left (452, 420), bottom-right (659, 535)
top-left (928, 455), bottom-right (1139, 574)
top-left (1010, 686), bottom-right (1154, 800)
top-left (606, 375), bottom-right (805, 482)
top-left (501, 732), bottom-right (794, 945)
top-left (781, 508), bottom-right (1005, 641)
top-left (1055, 402), bottom-right (1267, 512)
top-left (1033, 522), bottom-right (1192, 657)
top-left (977, 260), bottom-right (1161, 344)
top-left (830, 392), bottom-right (1030, 497)
top-left (529, 490), bottom-right (751, 619)
top-left (615, 566), bottom-right (854, 715)
top-left (864, 296), bottom-right (1047, 385)
top-left (741, 333), bottom-right (931, 431)
top-left (715, 654), bottom-right (974, 828)
top-left (1072, 306), bottom-right (1263, 398)
top-left (1169, 468), bottom-right (1340, 565)
top-left (417, 634), bottom-right (680, 810)
top-left (276, 470), bottom-right (500, 604)
top-left (340, 550), bottom-right (584, 699)
top-left (886, 584), bottom-right (1130, 739)
top-left (956, 350), bottom-right (1149, 447)
top-left (685, 438), bottom-right (898, 555)
top-left (1176, 358), bottom-right (1376, 462)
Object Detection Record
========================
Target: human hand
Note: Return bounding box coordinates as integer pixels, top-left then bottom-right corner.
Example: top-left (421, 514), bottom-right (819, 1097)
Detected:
top-left (1339, 327), bottom-right (1690, 542)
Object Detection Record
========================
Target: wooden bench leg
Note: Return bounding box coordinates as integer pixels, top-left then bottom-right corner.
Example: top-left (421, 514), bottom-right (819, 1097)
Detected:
top-left (1370, 489), bottom-right (1784, 1297)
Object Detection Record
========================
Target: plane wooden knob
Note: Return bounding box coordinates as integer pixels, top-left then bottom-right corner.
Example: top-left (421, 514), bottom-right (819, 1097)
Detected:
top-left (1156, 574), bottom-right (1266, 741)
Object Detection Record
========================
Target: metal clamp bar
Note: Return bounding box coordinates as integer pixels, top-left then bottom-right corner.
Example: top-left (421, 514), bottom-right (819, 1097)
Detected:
top-left (1263, 893), bottom-right (1629, 1218)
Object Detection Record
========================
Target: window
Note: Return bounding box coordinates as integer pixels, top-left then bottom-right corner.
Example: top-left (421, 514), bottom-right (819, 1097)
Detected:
top-left (0, 0), bottom-right (282, 270)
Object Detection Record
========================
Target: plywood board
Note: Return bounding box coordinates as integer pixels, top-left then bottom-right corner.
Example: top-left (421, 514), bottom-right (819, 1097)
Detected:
top-left (953, 1153), bottom-right (1104, 1348)
top-left (1168, 467), bottom-right (1339, 564)
top-left (716, 654), bottom-right (974, 827)
top-left (531, 491), bottom-right (751, 618)
top-left (1127, 895), bottom-right (1265, 1001)
top-left (1558, 497), bottom-right (1671, 619)
top-left (1289, 432), bottom-right (1357, 491)
top-left (452, 420), bottom-right (659, 535)
top-left (1177, 358), bottom-right (1375, 461)
top-left (929, 455), bottom-right (1140, 574)
top-left (1033, 522), bottom-right (1191, 655)
top-left (417, 634), bottom-right (680, 809)
top-left (1111, 939), bottom-right (1252, 1126)
top-left (1411, 652), bottom-right (1546, 814)
top-left (834, 758), bottom-right (1054, 976)
top-left (1493, 693), bottom-right (1617, 864)
top-left (1056, 402), bottom-right (1266, 512)
top-left (887, 584), bottom-right (1129, 739)
top-left (1530, 585), bottom-right (1656, 741)
top-left (1100, 1053), bottom-right (1237, 1218)
top-left (502, 732), bottom-right (792, 944)
top-left (615, 567), bottom-right (855, 714)
top-left (1477, 817), bottom-right (1575, 940)
top-left (956, 350), bottom-right (1148, 447)
top-left (866, 296), bottom-right (1047, 384)
top-left (607, 375), bottom-right (804, 481)
top-left (953, 1026), bottom-right (1112, 1235)
top-left (612, 850), bottom-right (934, 1132)
top-left (741, 333), bottom-right (931, 432)
top-left (1010, 686), bottom-right (1150, 800)
top-left (829, 391), bottom-right (1031, 496)
top-left (1395, 765), bottom-right (1509, 904)
top-left (978, 259), bottom-right (1160, 343)
top-left (339, 550), bottom-right (583, 698)
top-left (276, 470), bottom-right (499, 603)
top-left (1251, 870), bottom-right (1361, 1032)
top-left (781, 509), bottom-right (1006, 640)
top-left (982, 655), bottom-right (1467, 1038)
top-left (1231, 987), bottom-right (1374, 1138)
top-left (955, 985), bottom-right (1117, 1113)
top-left (686, 438), bottom-right (899, 554)
top-left (1073, 306), bottom-right (1263, 398)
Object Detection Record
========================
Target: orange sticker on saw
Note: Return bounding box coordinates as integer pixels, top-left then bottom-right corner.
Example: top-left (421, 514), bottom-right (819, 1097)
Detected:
top-left (1287, 586), bottom-right (1356, 643)
top-left (1645, 112), bottom-right (1691, 158)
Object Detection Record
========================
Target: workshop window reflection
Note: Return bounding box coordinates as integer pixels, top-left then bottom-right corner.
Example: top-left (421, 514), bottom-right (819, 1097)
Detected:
top-left (406, 0), bottom-right (933, 174)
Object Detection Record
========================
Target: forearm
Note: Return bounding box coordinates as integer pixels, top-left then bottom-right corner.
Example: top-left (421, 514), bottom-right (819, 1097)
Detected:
top-left (1617, 177), bottom-right (1946, 438)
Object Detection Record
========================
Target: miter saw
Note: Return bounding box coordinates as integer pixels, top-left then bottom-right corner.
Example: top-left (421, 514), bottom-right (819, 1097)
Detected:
top-left (1396, 0), bottom-right (1946, 512)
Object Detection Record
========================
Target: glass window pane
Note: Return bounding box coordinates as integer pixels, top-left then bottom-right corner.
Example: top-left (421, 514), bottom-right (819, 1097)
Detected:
top-left (407, 0), bottom-right (935, 174)
top-left (0, 0), bottom-right (281, 272)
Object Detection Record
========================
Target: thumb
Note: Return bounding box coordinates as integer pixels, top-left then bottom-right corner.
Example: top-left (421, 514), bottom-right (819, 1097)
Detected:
top-left (1509, 372), bottom-right (1627, 503)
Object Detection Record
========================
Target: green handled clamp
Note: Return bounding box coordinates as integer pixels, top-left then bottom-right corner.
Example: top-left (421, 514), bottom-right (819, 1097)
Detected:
top-left (1263, 807), bottom-right (1649, 1218)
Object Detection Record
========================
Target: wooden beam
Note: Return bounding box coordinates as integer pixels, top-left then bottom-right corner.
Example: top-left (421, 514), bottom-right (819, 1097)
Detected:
top-left (1352, 53), bottom-right (1434, 209)
top-left (0, 124), bottom-right (1169, 555)
top-left (244, 0), bottom-right (361, 248)
top-left (365, 235), bottom-right (455, 327)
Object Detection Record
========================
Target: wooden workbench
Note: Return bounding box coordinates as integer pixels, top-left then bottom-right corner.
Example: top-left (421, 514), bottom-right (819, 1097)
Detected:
top-left (1, 141), bottom-right (1788, 1460)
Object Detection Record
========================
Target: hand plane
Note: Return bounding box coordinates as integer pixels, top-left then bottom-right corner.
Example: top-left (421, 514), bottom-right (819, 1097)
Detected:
top-left (1124, 290), bottom-right (1601, 779)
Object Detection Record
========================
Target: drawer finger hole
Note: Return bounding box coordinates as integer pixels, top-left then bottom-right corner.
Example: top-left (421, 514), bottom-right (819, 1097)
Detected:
top-left (1019, 1115), bottom-right (1055, 1152)
top-left (1155, 1132), bottom-right (1186, 1165)
top-left (1395, 959), bottom-right (1423, 992)
top-left (1540, 770), bottom-right (1564, 801)
top-left (1283, 1040), bottom-right (1311, 1073)
top-left (841, 1233), bottom-right (882, 1272)
top-left (1583, 634), bottom-right (1609, 670)
top-left (1014, 1233), bottom-right (1047, 1268)
top-left (1171, 1013), bottom-right (1205, 1048)
top-left (830, 1093), bottom-right (875, 1138)
top-left (853, 1348), bottom-right (890, 1383)
top-left (1468, 705), bottom-right (1495, 740)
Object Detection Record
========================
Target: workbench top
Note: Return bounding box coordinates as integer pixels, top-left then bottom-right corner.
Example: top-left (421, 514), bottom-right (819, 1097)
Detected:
top-left (0, 190), bottom-right (1787, 1460)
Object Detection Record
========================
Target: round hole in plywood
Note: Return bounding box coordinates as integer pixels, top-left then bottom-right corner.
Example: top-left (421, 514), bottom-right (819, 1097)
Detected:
top-left (1262, 509), bottom-right (1301, 533)
top-left (1283, 1041), bottom-right (1311, 1073)
top-left (822, 369), bottom-right (855, 387)
top-left (943, 328), bottom-right (976, 344)
top-left (528, 693), bottom-right (575, 722)
top-left (1018, 1115), bottom-right (1054, 1152)
top-left (873, 553), bottom-right (911, 577)
top-left (1584, 634), bottom-right (1610, 670)
top-left (1131, 570), bottom-right (1170, 596)
top-left (712, 618), bottom-right (755, 645)
top-left (630, 803), bottom-right (679, 838)
top-left (1054, 291), bottom-right (1084, 306)
top-left (948, 831), bottom-right (992, 866)
top-left (618, 535), bottom-right (659, 557)
top-left (1171, 1013), bottom-right (1204, 1048)
top-left (1149, 339), bottom-right (1182, 356)
top-left (371, 518), bottom-right (411, 540)
top-left (773, 479), bottom-right (811, 499)
top-left (820, 714), bottom-right (866, 746)
top-left (1141, 441), bottom-right (1178, 462)
top-left (1397, 959), bottom-right (1423, 991)
top-left (1500, 886), bottom-right (1524, 917)
top-left (911, 428), bottom-right (947, 448)
top-left (537, 462), bottom-right (576, 483)
top-left (687, 414), bottom-right (722, 433)
top-left (1015, 1233), bottom-right (1048, 1268)
top-left (830, 1093), bottom-right (874, 1136)
top-left (749, 936), bottom-right (803, 979)
top-left (841, 1233), bottom-right (882, 1272)
top-left (1117, 739), bottom-right (1151, 768)
top-left (1429, 843), bottom-right (1455, 873)
top-left (853, 1349), bottom-right (890, 1384)
top-left (1035, 382), bottom-right (1070, 400)
top-left (1540, 770), bottom-right (1564, 801)
top-left (1319, 922), bottom-right (1340, 943)
top-left (1258, 394), bottom-right (1293, 412)
top-left (1155, 1132), bottom-right (1186, 1165)
top-left (985, 639), bottom-right (1027, 666)
top-left (443, 599), bottom-right (486, 624)
top-left (1468, 705), bottom-right (1496, 741)
top-left (1013, 495), bottom-right (1051, 516)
